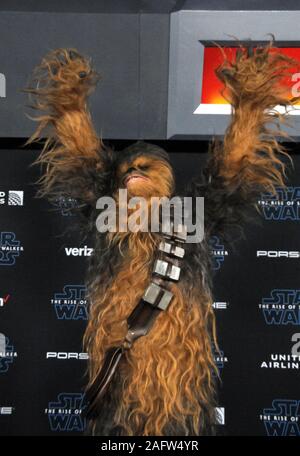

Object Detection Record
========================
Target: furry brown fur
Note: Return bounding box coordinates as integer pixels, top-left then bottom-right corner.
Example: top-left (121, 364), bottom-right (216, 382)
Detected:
top-left (23, 48), bottom-right (106, 208)
top-left (192, 40), bottom-right (299, 240)
top-left (23, 40), bottom-right (299, 436)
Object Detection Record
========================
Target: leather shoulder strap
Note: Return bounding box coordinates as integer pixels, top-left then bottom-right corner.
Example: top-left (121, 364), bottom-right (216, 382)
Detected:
top-left (85, 222), bottom-right (187, 420)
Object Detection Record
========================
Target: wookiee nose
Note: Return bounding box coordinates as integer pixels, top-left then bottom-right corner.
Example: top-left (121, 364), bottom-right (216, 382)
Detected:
top-left (126, 166), bottom-right (137, 174)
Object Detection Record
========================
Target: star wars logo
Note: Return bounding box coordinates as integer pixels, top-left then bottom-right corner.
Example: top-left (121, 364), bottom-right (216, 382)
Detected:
top-left (259, 289), bottom-right (300, 325)
top-left (209, 236), bottom-right (229, 270)
top-left (0, 334), bottom-right (17, 373)
top-left (258, 187), bottom-right (300, 221)
top-left (260, 399), bottom-right (300, 436)
top-left (53, 196), bottom-right (78, 216)
top-left (51, 285), bottom-right (88, 320)
top-left (45, 393), bottom-right (86, 432)
top-left (0, 191), bottom-right (24, 206)
top-left (0, 232), bottom-right (24, 266)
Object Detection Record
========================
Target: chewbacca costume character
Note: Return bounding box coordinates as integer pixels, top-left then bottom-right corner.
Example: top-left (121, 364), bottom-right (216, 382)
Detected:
top-left (24, 41), bottom-right (299, 436)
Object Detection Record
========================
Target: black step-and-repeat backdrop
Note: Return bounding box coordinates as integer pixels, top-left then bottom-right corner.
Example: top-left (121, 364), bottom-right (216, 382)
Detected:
top-left (0, 145), bottom-right (299, 436)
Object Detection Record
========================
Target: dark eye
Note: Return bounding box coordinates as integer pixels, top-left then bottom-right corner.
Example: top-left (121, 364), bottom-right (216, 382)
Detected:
top-left (139, 165), bottom-right (149, 171)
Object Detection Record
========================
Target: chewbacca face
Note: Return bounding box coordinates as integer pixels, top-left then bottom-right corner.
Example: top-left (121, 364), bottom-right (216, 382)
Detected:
top-left (116, 150), bottom-right (174, 199)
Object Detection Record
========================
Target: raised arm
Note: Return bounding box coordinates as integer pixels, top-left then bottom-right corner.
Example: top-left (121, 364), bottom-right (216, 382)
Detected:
top-left (192, 41), bottom-right (299, 242)
top-left (23, 48), bottom-right (113, 220)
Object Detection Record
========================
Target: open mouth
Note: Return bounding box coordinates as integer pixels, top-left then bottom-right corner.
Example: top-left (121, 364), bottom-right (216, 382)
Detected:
top-left (123, 173), bottom-right (149, 187)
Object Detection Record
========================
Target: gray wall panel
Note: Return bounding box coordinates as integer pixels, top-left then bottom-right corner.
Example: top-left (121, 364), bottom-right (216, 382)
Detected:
top-left (0, 12), bottom-right (139, 139)
top-left (1, 5), bottom-right (300, 140)
top-left (167, 10), bottom-right (300, 138)
top-left (139, 13), bottom-right (170, 138)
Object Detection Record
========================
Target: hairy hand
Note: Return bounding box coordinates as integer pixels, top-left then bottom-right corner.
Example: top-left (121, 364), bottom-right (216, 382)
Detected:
top-left (215, 41), bottom-right (298, 106)
top-left (24, 48), bottom-right (100, 112)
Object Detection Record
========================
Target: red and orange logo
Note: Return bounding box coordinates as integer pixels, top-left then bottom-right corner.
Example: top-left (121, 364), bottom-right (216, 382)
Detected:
top-left (194, 47), bottom-right (300, 114)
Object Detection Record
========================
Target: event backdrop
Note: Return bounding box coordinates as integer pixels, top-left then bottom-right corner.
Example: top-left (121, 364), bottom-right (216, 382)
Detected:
top-left (0, 144), bottom-right (299, 436)
top-left (1, 0), bottom-right (300, 438)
